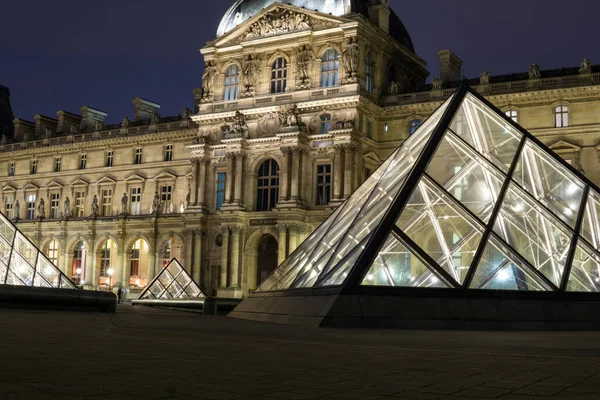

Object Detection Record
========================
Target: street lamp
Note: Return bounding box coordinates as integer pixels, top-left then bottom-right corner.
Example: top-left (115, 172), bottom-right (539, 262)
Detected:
top-left (75, 267), bottom-right (82, 285)
top-left (107, 268), bottom-right (114, 292)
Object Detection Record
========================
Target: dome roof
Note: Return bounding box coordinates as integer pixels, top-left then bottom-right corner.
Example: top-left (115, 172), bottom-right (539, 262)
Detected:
top-left (217, 0), bottom-right (415, 52)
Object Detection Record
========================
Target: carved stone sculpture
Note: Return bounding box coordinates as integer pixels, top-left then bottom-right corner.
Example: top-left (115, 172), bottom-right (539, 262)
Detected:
top-left (257, 111), bottom-right (285, 137)
top-left (342, 36), bottom-right (360, 83)
top-left (152, 191), bottom-right (161, 215)
top-left (44, 128), bottom-right (52, 139)
top-left (151, 111), bottom-right (160, 125)
top-left (14, 200), bottom-right (20, 221)
top-left (121, 116), bottom-right (130, 128)
top-left (579, 58), bottom-right (593, 74)
top-left (480, 71), bottom-right (491, 85)
top-left (94, 120), bottom-right (104, 131)
top-left (241, 54), bottom-right (260, 97)
top-left (121, 193), bottom-right (128, 215)
top-left (180, 107), bottom-right (192, 120)
top-left (296, 44), bottom-right (314, 90)
top-left (201, 60), bottom-right (218, 102)
top-left (528, 64), bottom-right (541, 79)
top-left (90, 195), bottom-right (99, 217)
top-left (37, 198), bottom-right (46, 219)
top-left (389, 80), bottom-right (399, 94)
top-left (243, 9), bottom-right (314, 40)
top-left (70, 124), bottom-right (79, 134)
top-left (63, 197), bottom-right (71, 219)
top-left (432, 77), bottom-right (443, 90)
top-left (231, 111), bottom-right (249, 137)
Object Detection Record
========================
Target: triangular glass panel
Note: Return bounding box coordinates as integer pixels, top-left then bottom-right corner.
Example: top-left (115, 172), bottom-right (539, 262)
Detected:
top-left (450, 93), bottom-right (522, 172)
top-left (567, 238), bottom-right (600, 292)
top-left (470, 234), bottom-right (552, 291)
top-left (513, 140), bottom-right (585, 228)
top-left (0, 263), bottom-right (6, 284)
top-left (396, 177), bottom-right (485, 284)
top-left (138, 259), bottom-right (205, 300)
top-left (581, 189), bottom-right (600, 251)
top-left (0, 213), bottom-right (16, 244)
top-left (361, 231), bottom-right (449, 288)
top-left (494, 182), bottom-right (572, 287)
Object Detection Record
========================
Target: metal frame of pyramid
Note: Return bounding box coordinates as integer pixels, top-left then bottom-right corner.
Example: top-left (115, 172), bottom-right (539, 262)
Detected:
top-left (0, 212), bottom-right (77, 289)
top-left (138, 258), bottom-right (206, 300)
top-left (232, 85), bottom-right (600, 328)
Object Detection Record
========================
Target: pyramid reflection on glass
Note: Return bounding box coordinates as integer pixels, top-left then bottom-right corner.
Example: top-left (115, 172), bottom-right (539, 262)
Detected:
top-left (0, 212), bottom-right (77, 289)
top-left (257, 85), bottom-right (600, 294)
top-left (138, 259), bottom-right (205, 300)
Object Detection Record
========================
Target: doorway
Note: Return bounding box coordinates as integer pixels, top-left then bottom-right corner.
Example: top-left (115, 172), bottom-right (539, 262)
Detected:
top-left (257, 234), bottom-right (278, 285)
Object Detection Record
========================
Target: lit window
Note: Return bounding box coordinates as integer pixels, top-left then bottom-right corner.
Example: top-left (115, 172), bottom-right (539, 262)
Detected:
top-left (30, 159), bottom-right (38, 175)
top-left (106, 150), bottom-right (114, 167)
top-left (409, 119), bottom-right (422, 135)
top-left (8, 162), bottom-right (15, 177)
top-left (134, 148), bottom-right (143, 164)
top-left (321, 49), bottom-right (339, 88)
top-left (164, 144), bottom-right (173, 162)
top-left (101, 189), bottom-right (112, 216)
top-left (5, 196), bottom-right (14, 220)
top-left (505, 109), bottom-right (518, 123)
top-left (257, 159), bottom-right (279, 211)
top-left (79, 154), bottom-right (87, 170)
top-left (216, 172), bottom-right (226, 210)
top-left (320, 114), bottom-right (332, 134)
top-left (26, 194), bottom-right (36, 220)
top-left (161, 185), bottom-right (173, 214)
top-left (100, 241), bottom-right (112, 282)
top-left (555, 105), bottom-right (569, 128)
top-left (130, 187), bottom-right (142, 215)
top-left (384, 123), bottom-right (389, 132)
top-left (271, 58), bottom-right (287, 94)
top-left (75, 191), bottom-right (85, 217)
top-left (163, 240), bottom-right (172, 267)
top-left (316, 164), bottom-right (332, 206)
top-left (72, 241), bottom-right (86, 283)
top-left (47, 240), bottom-right (59, 266)
top-left (54, 156), bottom-right (61, 172)
top-left (365, 53), bottom-right (374, 93)
top-left (130, 239), bottom-right (142, 277)
top-left (223, 65), bottom-right (240, 101)
top-left (50, 193), bottom-right (60, 219)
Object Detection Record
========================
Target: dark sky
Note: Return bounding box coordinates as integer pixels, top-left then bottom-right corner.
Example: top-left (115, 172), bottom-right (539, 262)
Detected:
top-left (1, 0), bottom-right (599, 123)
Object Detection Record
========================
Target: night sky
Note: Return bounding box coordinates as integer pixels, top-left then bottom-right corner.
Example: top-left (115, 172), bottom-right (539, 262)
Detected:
top-left (1, 0), bottom-right (599, 123)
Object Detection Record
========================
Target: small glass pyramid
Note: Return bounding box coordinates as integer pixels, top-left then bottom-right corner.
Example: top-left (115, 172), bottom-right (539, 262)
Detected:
top-left (138, 259), bottom-right (205, 300)
top-left (0, 212), bottom-right (77, 289)
top-left (257, 85), bottom-right (600, 293)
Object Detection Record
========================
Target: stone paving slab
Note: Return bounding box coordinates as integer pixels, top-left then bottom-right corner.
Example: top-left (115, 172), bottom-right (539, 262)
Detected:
top-left (2, 305), bottom-right (600, 399)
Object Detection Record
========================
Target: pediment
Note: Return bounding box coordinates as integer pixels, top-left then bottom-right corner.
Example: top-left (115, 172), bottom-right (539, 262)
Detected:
top-left (22, 183), bottom-right (39, 191)
top-left (1, 184), bottom-right (17, 193)
top-left (70, 178), bottom-right (89, 187)
top-left (363, 151), bottom-right (381, 164)
top-left (212, 4), bottom-right (345, 47)
top-left (45, 180), bottom-right (64, 190)
top-left (96, 176), bottom-right (117, 186)
top-left (124, 173), bottom-right (146, 183)
top-left (549, 140), bottom-right (581, 152)
top-left (154, 170), bottom-right (178, 181)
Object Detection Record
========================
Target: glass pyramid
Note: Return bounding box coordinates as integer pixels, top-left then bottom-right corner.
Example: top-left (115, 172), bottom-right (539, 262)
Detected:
top-left (0, 212), bottom-right (77, 289)
top-left (257, 85), bottom-right (600, 294)
top-left (138, 259), bottom-right (205, 300)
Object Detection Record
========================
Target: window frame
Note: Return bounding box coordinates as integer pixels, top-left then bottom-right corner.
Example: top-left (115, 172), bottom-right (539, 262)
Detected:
top-left (409, 119), bottom-right (422, 135)
top-left (164, 144), bottom-right (173, 162)
top-left (316, 164), bottom-right (332, 206)
top-left (50, 192), bottom-right (60, 219)
top-left (321, 49), bottom-right (339, 88)
top-left (256, 159), bottom-right (280, 212)
top-left (26, 194), bottom-right (36, 220)
top-left (30, 159), bottom-right (38, 175)
top-left (106, 150), bottom-right (114, 167)
top-left (505, 109), bottom-right (518, 123)
top-left (5, 195), bottom-right (14, 220)
top-left (223, 64), bottom-right (241, 101)
top-left (8, 162), bottom-right (15, 177)
top-left (130, 186), bottom-right (142, 215)
top-left (320, 114), bottom-right (332, 134)
top-left (270, 57), bottom-right (288, 94)
top-left (54, 156), bottom-right (62, 173)
top-left (134, 147), bottom-right (143, 165)
top-left (74, 191), bottom-right (85, 217)
top-left (216, 171), bottom-right (226, 211)
top-left (101, 189), bottom-right (113, 216)
top-left (555, 105), bottom-right (569, 128)
top-left (79, 153), bottom-right (87, 170)
top-left (365, 52), bottom-right (374, 93)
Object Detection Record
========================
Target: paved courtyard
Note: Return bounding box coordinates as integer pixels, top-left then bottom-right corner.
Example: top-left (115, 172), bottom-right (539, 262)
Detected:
top-left (1, 306), bottom-right (600, 399)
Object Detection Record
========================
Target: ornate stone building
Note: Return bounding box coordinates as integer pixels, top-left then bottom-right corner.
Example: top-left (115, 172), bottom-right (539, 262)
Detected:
top-left (1, 0), bottom-right (600, 297)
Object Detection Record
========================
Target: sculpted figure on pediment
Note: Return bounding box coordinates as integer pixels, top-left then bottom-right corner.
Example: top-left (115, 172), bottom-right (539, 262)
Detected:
top-left (296, 44), bottom-right (314, 90)
top-left (243, 9), bottom-right (315, 40)
top-left (202, 60), bottom-right (218, 102)
top-left (242, 54), bottom-right (260, 97)
top-left (342, 36), bottom-right (360, 81)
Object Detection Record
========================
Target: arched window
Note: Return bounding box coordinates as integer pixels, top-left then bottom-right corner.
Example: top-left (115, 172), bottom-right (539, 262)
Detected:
top-left (163, 240), bottom-right (172, 268)
top-left (409, 119), bottom-right (422, 135)
top-left (505, 109), bottom-right (518, 123)
top-left (271, 58), bottom-right (287, 93)
top-left (223, 65), bottom-right (240, 101)
top-left (72, 241), bottom-right (87, 284)
top-left (365, 53), bottom-right (374, 93)
top-left (320, 114), bottom-right (332, 134)
top-left (321, 49), bottom-right (339, 88)
top-left (257, 159), bottom-right (279, 211)
top-left (99, 239), bottom-right (115, 287)
top-left (555, 105), bottom-right (569, 127)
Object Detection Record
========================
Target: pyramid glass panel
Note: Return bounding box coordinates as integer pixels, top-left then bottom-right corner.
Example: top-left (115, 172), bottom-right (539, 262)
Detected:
top-left (513, 141), bottom-right (585, 228)
top-left (138, 259), bottom-right (205, 300)
top-left (494, 182), bottom-right (572, 287)
top-left (567, 239), bottom-right (600, 292)
top-left (470, 235), bottom-right (552, 291)
top-left (396, 177), bottom-right (484, 284)
top-left (450, 93), bottom-right (522, 172)
top-left (15, 232), bottom-right (38, 267)
top-left (0, 214), bottom-right (16, 244)
top-left (361, 232), bottom-right (450, 288)
top-left (581, 189), bottom-right (600, 251)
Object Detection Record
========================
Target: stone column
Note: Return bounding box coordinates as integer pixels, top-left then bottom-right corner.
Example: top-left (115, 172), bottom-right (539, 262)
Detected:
top-left (291, 148), bottom-right (301, 201)
top-left (220, 227), bottom-right (229, 287)
top-left (193, 230), bottom-right (203, 283)
top-left (343, 145), bottom-right (355, 198)
top-left (225, 154), bottom-right (234, 204)
top-left (197, 159), bottom-right (208, 208)
top-left (184, 230), bottom-right (193, 273)
top-left (279, 149), bottom-right (290, 202)
top-left (189, 160), bottom-right (199, 206)
top-left (84, 247), bottom-right (94, 287)
top-left (147, 252), bottom-right (155, 284)
top-left (234, 154), bottom-right (244, 205)
top-left (229, 226), bottom-right (243, 288)
top-left (150, 252), bottom-right (159, 282)
top-left (333, 145), bottom-right (344, 200)
top-left (120, 251), bottom-right (128, 288)
top-left (89, 247), bottom-right (98, 289)
top-left (277, 224), bottom-right (287, 264)
top-left (288, 226), bottom-right (298, 255)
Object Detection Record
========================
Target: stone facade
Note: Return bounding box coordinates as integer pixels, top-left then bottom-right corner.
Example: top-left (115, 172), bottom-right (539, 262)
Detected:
top-left (1, 0), bottom-right (600, 297)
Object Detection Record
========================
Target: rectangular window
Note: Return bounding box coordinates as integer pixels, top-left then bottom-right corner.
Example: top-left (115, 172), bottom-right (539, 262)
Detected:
top-left (130, 248), bottom-right (140, 276)
top-left (130, 187), bottom-right (142, 215)
top-left (8, 162), bottom-right (15, 177)
top-left (555, 105), bottom-right (569, 128)
top-left (5, 196), bottom-right (14, 220)
top-left (316, 164), bottom-right (332, 206)
top-left (134, 148), bottom-right (143, 165)
top-left (216, 172), bottom-right (226, 210)
top-left (26, 194), bottom-right (36, 220)
top-left (101, 189), bottom-right (112, 216)
top-left (505, 110), bottom-right (518, 123)
top-left (409, 119), bottom-right (422, 135)
top-left (54, 156), bottom-right (61, 172)
top-left (106, 151), bottom-right (114, 167)
top-left (164, 144), bottom-right (173, 162)
top-left (161, 185), bottom-right (172, 213)
top-left (79, 154), bottom-right (87, 170)
top-left (30, 159), bottom-right (38, 175)
top-left (50, 193), bottom-right (60, 219)
top-left (100, 248), bottom-right (111, 279)
top-left (75, 191), bottom-right (85, 217)
top-left (320, 115), bottom-right (332, 134)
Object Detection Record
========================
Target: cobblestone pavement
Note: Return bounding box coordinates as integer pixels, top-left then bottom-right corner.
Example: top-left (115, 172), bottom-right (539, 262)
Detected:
top-left (1, 306), bottom-right (600, 399)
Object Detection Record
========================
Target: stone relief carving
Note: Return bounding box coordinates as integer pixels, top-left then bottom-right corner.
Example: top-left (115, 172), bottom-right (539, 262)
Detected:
top-left (579, 58), bottom-right (593, 74)
top-left (432, 77), bottom-right (443, 90)
top-left (256, 111), bottom-right (285, 137)
top-left (121, 116), bottom-right (130, 129)
top-left (230, 111), bottom-right (249, 137)
top-left (201, 60), bottom-right (218, 102)
top-left (296, 44), bottom-right (314, 90)
top-left (389, 80), bottom-right (399, 95)
top-left (342, 36), bottom-right (360, 84)
top-left (528, 64), bottom-right (541, 79)
top-left (480, 71), bottom-right (491, 85)
top-left (94, 120), bottom-right (104, 131)
top-left (241, 54), bottom-right (260, 97)
top-left (242, 8), bottom-right (333, 41)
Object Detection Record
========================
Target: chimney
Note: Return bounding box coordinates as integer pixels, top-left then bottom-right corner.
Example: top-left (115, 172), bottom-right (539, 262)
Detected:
top-left (56, 111), bottom-right (82, 134)
top-left (437, 49), bottom-right (463, 82)
top-left (367, 0), bottom-right (391, 33)
top-left (80, 106), bottom-right (107, 131)
top-left (13, 118), bottom-right (35, 141)
top-left (133, 98), bottom-right (161, 122)
top-left (34, 114), bottom-right (58, 137)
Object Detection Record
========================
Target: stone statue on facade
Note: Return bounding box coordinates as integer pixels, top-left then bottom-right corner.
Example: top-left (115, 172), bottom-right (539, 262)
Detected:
top-left (579, 58), bottom-right (593, 74)
top-left (151, 111), bottom-right (160, 125)
top-left (63, 197), bottom-right (71, 219)
top-left (13, 200), bottom-right (20, 221)
top-left (342, 36), bottom-right (360, 82)
top-left (180, 107), bottom-right (192, 120)
top-left (1, 135), bottom-right (6, 146)
top-left (389, 80), bottom-right (399, 94)
top-left (94, 120), bottom-right (104, 131)
top-left (22, 131), bottom-right (29, 142)
top-left (201, 60), bottom-right (218, 102)
top-left (296, 44), bottom-right (314, 90)
top-left (121, 193), bottom-right (128, 215)
top-left (231, 111), bottom-right (249, 136)
top-left (70, 124), bottom-right (79, 134)
top-left (241, 54), bottom-right (260, 97)
top-left (285, 105), bottom-right (301, 127)
top-left (152, 191), bottom-right (161, 215)
top-left (37, 198), bottom-right (46, 219)
top-left (44, 128), bottom-right (52, 139)
top-left (528, 64), bottom-right (541, 79)
top-left (480, 71), bottom-right (491, 85)
top-left (432, 77), bottom-right (443, 90)
top-left (90, 195), bottom-right (99, 217)
top-left (121, 116), bottom-right (130, 129)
